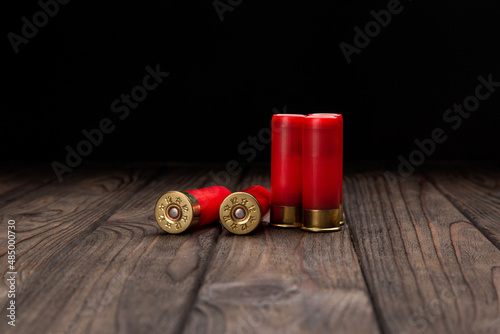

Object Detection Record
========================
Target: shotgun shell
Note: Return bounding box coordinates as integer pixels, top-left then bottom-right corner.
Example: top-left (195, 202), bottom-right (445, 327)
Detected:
top-left (155, 186), bottom-right (231, 234)
top-left (302, 115), bottom-right (342, 232)
top-left (219, 185), bottom-right (270, 235)
top-left (270, 114), bottom-right (305, 228)
top-left (309, 113), bottom-right (344, 226)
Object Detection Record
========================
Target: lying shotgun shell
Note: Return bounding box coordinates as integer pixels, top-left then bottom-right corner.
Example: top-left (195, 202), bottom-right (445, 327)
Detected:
top-left (155, 186), bottom-right (231, 234)
top-left (219, 185), bottom-right (270, 235)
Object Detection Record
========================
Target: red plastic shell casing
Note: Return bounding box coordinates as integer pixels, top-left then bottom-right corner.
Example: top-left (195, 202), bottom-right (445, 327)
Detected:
top-left (240, 185), bottom-right (271, 215)
top-left (308, 113), bottom-right (343, 206)
top-left (302, 115), bottom-right (342, 210)
top-left (271, 114), bottom-right (305, 207)
top-left (185, 186), bottom-right (232, 226)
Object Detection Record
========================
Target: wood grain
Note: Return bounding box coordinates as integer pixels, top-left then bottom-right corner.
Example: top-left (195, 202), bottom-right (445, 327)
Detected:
top-left (183, 164), bottom-right (380, 334)
top-left (0, 164), bottom-right (242, 334)
top-left (1, 162), bottom-right (499, 334)
top-left (0, 165), bottom-right (159, 334)
top-left (0, 165), bottom-right (56, 208)
top-left (85, 165), bottom-right (238, 334)
top-left (423, 162), bottom-right (500, 250)
top-left (344, 167), bottom-right (500, 334)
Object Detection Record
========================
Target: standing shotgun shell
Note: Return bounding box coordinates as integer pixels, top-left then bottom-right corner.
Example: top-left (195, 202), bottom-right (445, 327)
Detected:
top-left (219, 185), bottom-right (270, 235)
top-left (302, 115), bottom-right (342, 232)
top-left (270, 114), bottom-right (305, 228)
top-left (155, 186), bottom-right (231, 234)
top-left (309, 113), bottom-right (344, 226)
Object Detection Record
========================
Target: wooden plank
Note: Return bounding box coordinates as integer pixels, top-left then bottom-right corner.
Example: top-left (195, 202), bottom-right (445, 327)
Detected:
top-left (344, 167), bottom-right (500, 334)
top-left (0, 164), bottom-right (242, 334)
top-left (183, 164), bottom-right (380, 334)
top-left (0, 165), bottom-right (56, 207)
top-left (0, 165), bottom-right (161, 334)
top-left (81, 165), bottom-right (240, 334)
top-left (423, 162), bottom-right (500, 250)
top-left (0, 167), bottom-right (27, 197)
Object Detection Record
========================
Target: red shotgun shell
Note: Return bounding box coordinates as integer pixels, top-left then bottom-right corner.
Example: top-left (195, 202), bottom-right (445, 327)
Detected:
top-left (309, 113), bottom-right (344, 226)
top-left (155, 186), bottom-right (231, 234)
top-left (270, 114), bottom-right (305, 228)
top-left (219, 185), bottom-right (270, 235)
top-left (302, 115), bottom-right (342, 232)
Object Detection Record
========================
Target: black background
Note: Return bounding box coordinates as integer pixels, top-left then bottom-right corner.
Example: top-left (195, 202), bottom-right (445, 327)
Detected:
top-left (3, 0), bottom-right (500, 167)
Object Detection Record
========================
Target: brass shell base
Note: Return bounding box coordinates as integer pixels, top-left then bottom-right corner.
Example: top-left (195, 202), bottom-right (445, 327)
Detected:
top-left (154, 191), bottom-right (200, 234)
top-left (301, 208), bottom-right (341, 232)
top-left (339, 203), bottom-right (345, 226)
top-left (269, 205), bottom-right (302, 228)
top-left (301, 226), bottom-right (342, 232)
top-left (219, 192), bottom-right (262, 235)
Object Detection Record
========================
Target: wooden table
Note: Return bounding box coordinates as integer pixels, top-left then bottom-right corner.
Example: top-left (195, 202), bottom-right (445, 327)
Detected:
top-left (1, 162), bottom-right (499, 334)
